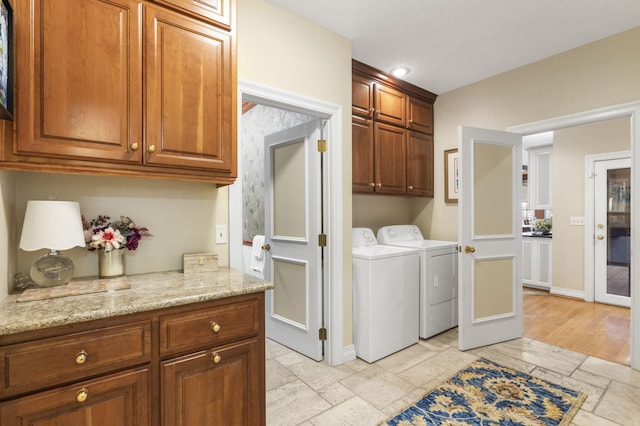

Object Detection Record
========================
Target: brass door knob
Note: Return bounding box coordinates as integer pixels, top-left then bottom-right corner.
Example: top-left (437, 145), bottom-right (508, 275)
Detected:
top-left (147, 145), bottom-right (156, 153)
top-left (261, 244), bottom-right (271, 251)
top-left (211, 322), bottom-right (221, 333)
top-left (75, 350), bottom-right (88, 365)
top-left (597, 234), bottom-right (605, 240)
top-left (130, 142), bottom-right (139, 151)
top-left (76, 388), bottom-right (89, 403)
top-left (464, 246), bottom-right (476, 253)
top-left (212, 353), bottom-right (221, 364)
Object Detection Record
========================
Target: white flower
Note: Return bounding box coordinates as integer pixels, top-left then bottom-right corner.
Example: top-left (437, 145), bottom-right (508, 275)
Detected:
top-left (91, 227), bottom-right (125, 252)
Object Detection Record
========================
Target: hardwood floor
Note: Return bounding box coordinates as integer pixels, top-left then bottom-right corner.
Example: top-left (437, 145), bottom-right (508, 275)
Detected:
top-left (523, 287), bottom-right (631, 365)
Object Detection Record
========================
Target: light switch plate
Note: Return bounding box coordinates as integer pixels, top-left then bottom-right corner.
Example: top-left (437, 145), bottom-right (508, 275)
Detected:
top-left (215, 225), bottom-right (227, 244)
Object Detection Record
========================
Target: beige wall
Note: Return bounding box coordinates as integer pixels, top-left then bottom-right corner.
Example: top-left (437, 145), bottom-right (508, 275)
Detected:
top-left (418, 26), bottom-right (640, 243)
top-left (552, 118), bottom-right (630, 292)
top-left (0, 171), bottom-right (16, 299)
top-left (352, 194), bottom-right (412, 235)
top-left (237, 0), bottom-right (354, 346)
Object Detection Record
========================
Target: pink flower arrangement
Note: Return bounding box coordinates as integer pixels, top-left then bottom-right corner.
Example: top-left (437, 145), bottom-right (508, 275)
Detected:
top-left (82, 215), bottom-right (152, 252)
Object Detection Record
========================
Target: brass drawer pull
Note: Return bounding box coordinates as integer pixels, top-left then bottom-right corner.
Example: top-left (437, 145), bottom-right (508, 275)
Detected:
top-left (211, 322), bottom-right (221, 333)
top-left (212, 352), bottom-right (221, 364)
top-left (75, 350), bottom-right (88, 365)
top-left (76, 387), bottom-right (89, 403)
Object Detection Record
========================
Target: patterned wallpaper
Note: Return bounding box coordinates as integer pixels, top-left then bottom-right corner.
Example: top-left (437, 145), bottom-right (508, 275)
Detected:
top-left (242, 104), bottom-right (313, 241)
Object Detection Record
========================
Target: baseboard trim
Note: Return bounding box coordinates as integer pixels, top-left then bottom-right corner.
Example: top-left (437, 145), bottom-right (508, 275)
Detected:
top-left (342, 344), bottom-right (356, 363)
top-left (550, 287), bottom-right (585, 300)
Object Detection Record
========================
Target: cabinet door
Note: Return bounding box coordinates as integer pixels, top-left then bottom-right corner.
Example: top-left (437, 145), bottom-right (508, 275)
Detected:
top-left (528, 147), bottom-right (553, 209)
top-left (374, 84), bottom-right (406, 127)
top-left (352, 74), bottom-right (374, 119)
top-left (537, 239), bottom-right (552, 286)
top-left (161, 339), bottom-right (263, 426)
top-left (374, 122), bottom-right (406, 195)
top-left (522, 239), bottom-right (535, 283)
top-left (152, 0), bottom-right (233, 30)
top-left (15, 0), bottom-right (143, 163)
top-left (406, 96), bottom-right (433, 134)
top-left (407, 131), bottom-right (433, 197)
top-left (352, 116), bottom-right (375, 193)
top-left (145, 6), bottom-right (234, 173)
top-left (0, 368), bottom-right (149, 426)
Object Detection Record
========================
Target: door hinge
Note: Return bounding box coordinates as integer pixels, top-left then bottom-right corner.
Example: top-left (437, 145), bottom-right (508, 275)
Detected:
top-left (318, 234), bottom-right (327, 247)
top-left (317, 139), bottom-right (327, 153)
top-left (319, 327), bottom-right (327, 341)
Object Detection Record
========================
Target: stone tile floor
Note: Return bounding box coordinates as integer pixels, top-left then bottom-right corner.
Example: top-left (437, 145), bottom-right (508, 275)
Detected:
top-left (266, 329), bottom-right (640, 425)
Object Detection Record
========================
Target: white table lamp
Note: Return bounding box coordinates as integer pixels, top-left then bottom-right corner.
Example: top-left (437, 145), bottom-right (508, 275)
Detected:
top-left (19, 200), bottom-right (86, 287)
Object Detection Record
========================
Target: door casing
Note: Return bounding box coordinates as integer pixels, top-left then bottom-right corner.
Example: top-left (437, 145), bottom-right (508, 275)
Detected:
top-left (508, 100), bottom-right (640, 370)
top-left (231, 80), bottom-right (346, 366)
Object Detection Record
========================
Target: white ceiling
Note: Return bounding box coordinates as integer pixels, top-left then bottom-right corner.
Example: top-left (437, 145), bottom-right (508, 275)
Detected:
top-left (266, 0), bottom-right (640, 94)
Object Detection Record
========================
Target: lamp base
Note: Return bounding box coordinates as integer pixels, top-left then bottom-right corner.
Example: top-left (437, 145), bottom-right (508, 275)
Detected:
top-left (30, 251), bottom-right (75, 287)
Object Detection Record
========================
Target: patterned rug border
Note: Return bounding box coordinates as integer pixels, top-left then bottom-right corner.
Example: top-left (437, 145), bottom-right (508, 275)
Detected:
top-left (380, 357), bottom-right (587, 426)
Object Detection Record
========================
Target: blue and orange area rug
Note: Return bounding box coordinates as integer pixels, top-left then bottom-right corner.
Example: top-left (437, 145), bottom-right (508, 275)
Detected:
top-left (382, 358), bottom-right (586, 426)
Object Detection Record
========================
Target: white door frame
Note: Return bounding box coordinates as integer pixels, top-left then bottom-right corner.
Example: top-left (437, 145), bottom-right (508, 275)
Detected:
top-left (585, 151), bottom-right (631, 303)
top-left (230, 80), bottom-right (345, 366)
top-left (508, 100), bottom-right (640, 370)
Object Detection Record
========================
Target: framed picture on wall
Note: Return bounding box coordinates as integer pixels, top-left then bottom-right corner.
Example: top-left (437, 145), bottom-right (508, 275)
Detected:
top-left (444, 148), bottom-right (459, 203)
top-left (0, 0), bottom-right (13, 120)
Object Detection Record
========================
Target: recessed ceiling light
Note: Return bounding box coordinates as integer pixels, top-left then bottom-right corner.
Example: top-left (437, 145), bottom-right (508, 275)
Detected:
top-left (391, 67), bottom-right (409, 78)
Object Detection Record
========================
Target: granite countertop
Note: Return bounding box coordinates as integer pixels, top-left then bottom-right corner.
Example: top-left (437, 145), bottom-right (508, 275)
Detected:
top-left (0, 269), bottom-right (273, 336)
top-left (522, 232), bottom-right (553, 238)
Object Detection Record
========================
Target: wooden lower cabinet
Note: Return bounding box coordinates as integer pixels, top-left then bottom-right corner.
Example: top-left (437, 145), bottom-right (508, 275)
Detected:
top-left (161, 339), bottom-right (262, 426)
top-left (0, 367), bottom-right (150, 426)
top-left (0, 292), bottom-right (266, 426)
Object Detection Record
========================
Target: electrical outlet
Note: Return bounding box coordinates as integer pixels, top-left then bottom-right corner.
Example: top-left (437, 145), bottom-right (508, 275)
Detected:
top-left (569, 216), bottom-right (585, 226)
top-left (215, 225), bottom-right (227, 244)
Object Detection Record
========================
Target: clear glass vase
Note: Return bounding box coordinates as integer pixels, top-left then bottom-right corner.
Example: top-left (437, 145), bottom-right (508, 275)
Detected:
top-left (98, 249), bottom-right (126, 278)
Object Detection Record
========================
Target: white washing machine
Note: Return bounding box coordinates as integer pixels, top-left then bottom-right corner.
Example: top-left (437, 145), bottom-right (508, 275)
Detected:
top-left (352, 228), bottom-right (420, 363)
top-left (377, 225), bottom-right (458, 339)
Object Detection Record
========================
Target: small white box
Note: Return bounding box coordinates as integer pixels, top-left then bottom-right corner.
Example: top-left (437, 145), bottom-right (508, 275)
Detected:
top-left (183, 253), bottom-right (218, 274)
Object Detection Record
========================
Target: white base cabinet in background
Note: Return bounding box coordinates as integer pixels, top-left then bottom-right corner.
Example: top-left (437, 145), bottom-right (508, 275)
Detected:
top-left (523, 237), bottom-right (552, 289)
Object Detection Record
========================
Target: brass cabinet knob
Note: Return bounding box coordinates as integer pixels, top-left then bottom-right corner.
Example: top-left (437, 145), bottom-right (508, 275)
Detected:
top-left (597, 234), bottom-right (605, 240)
top-left (147, 145), bottom-right (156, 153)
top-left (408, 119), bottom-right (414, 127)
top-left (377, 183), bottom-right (382, 187)
top-left (464, 246), bottom-right (476, 253)
top-left (369, 182), bottom-right (375, 187)
top-left (408, 185), bottom-right (414, 190)
top-left (75, 350), bottom-right (88, 365)
top-left (369, 107), bottom-right (375, 116)
top-left (211, 322), bottom-right (221, 333)
top-left (76, 388), bottom-right (89, 403)
top-left (212, 352), bottom-right (221, 364)
top-left (130, 142), bottom-right (139, 151)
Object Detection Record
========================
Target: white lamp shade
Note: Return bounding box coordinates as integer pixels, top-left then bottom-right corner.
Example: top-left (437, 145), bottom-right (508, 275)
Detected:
top-left (19, 200), bottom-right (86, 251)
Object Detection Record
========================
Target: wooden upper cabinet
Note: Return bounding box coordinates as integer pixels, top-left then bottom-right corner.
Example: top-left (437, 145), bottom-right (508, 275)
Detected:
top-left (352, 116), bottom-right (375, 193)
top-left (406, 96), bottom-right (434, 135)
top-left (144, 6), bottom-right (234, 172)
top-left (374, 84), bottom-right (406, 128)
top-left (352, 74), bottom-right (374, 119)
top-left (374, 122), bottom-right (406, 195)
top-left (407, 131), bottom-right (434, 197)
top-left (15, 0), bottom-right (143, 163)
top-left (152, 0), bottom-right (232, 30)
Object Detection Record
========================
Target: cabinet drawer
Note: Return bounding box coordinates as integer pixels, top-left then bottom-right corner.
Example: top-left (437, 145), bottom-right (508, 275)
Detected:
top-left (1, 321), bottom-right (151, 397)
top-left (0, 367), bottom-right (150, 426)
top-left (159, 299), bottom-right (259, 356)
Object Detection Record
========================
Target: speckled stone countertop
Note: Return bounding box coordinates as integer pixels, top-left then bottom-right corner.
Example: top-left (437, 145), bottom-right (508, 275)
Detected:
top-left (0, 268), bottom-right (273, 336)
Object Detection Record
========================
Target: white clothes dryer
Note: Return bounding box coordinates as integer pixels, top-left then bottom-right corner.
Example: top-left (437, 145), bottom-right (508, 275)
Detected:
top-left (352, 228), bottom-right (420, 362)
top-left (377, 225), bottom-right (458, 339)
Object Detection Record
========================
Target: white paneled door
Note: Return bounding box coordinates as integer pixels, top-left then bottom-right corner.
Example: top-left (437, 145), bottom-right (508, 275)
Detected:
top-left (263, 120), bottom-right (324, 361)
top-left (458, 126), bottom-right (523, 351)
